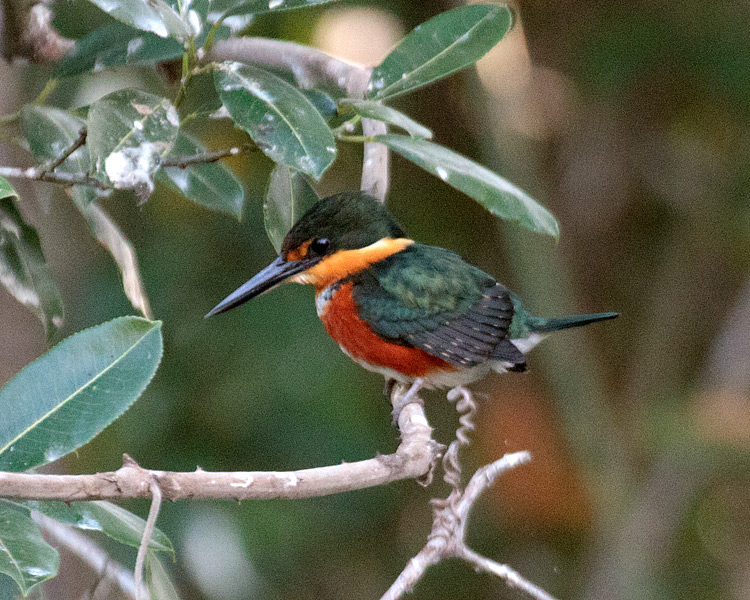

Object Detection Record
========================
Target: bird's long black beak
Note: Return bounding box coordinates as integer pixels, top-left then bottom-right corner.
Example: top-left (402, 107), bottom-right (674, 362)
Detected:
top-left (205, 255), bottom-right (313, 317)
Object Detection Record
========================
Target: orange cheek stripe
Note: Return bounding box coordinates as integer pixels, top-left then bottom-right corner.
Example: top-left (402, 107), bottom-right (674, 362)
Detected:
top-left (304, 238), bottom-right (413, 289)
top-left (320, 283), bottom-right (455, 378)
top-left (285, 240), bottom-right (311, 262)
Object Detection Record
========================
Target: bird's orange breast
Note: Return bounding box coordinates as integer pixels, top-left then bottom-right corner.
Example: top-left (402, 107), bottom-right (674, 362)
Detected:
top-left (318, 282), bottom-right (456, 378)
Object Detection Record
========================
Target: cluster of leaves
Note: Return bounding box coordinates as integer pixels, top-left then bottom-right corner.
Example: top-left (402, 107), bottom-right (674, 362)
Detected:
top-left (0, 0), bottom-right (561, 597)
top-left (0, 316), bottom-right (166, 596)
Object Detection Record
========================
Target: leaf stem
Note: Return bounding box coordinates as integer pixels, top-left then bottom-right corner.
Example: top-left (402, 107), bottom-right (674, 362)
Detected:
top-left (337, 134), bottom-right (374, 143)
top-left (33, 79), bottom-right (58, 106)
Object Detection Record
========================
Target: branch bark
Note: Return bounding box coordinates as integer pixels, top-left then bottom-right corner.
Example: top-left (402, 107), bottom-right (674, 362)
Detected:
top-left (380, 387), bottom-right (556, 600)
top-left (0, 399), bottom-right (438, 502)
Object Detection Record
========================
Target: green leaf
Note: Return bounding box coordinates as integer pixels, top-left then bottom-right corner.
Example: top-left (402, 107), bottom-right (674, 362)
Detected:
top-left (25, 501), bottom-right (173, 555)
top-left (214, 62), bottom-right (336, 179)
top-left (56, 21), bottom-right (183, 78)
top-left (158, 131), bottom-right (245, 219)
top-left (300, 89), bottom-right (338, 122)
top-left (146, 552), bottom-right (180, 600)
top-left (71, 187), bottom-right (153, 318)
top-left (0, 316), bottom-right (163, 472)
top-left (0, 191), bottom-right (64, 340)
top-left (211, 0), bottom-right (339, 19)
top-left (339, 99), bottom-right (432, 139)
top-left (21, 106), bottom-right (88, 174)
top-left (264, 164), bottom-right (319, 252)
top-left (0, 177), bottom-right (17, 201)
top-left (85, 0), bottom-right (189, 41)
top-left (368, 4), bottom-right (513, 100)
top-left (88, 89), bottom-right (180, 197)
top-left (0, 500), bottom-right (59, 596)
top-left (378, 135), bottom-right (560, 238)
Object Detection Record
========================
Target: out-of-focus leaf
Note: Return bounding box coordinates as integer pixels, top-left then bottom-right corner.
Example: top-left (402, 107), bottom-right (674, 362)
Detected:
top-left (300, 89), bottom-right (338, 122)
top-left (0, 185), bottom-right (64, 340)
top-left (71, 186), bottom-right (152, 318)
top-left (85, 0), bottom-right (189, 40)
top-left (25, 501), bottom-right (173, 555)
top-left (56, 21), bottom-right (183, 78)
top-left (21, 106), bottom-right (88, 174)
top-left (210, 0), bottom-right (339, 19)
top-left (146, 551), bottom-right (180, 600)
top-left (0, 500), bottom-right (59, 596)
top-left (377, 135), bottom-right (560, 238)
top-left (0, 316), bottom-right (163, 472)
top-left (339, 99), bottom-right (432, 139)
top-left (0, 177), bottom-right (17, 201)
top-left (214, 62), bottom-right (336, 179)
top-left (88, 89), bottom-right (180, 198)
top-left (158, 131), bottom-right (245, 219)
top-left (368, 4), bottom-right (513, 100)
top-left (264, 164), bottom-right (319, 252)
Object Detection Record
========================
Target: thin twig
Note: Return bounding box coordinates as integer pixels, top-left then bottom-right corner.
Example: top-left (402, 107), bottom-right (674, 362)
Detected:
top-left (32, 512), bottom-right (136, 599)
top-left (461, 548), bottom-right (559, 600)
top-left (160, 144), bottom-right (258, 169)
top-left (381, 386), bottom-right (553, 600)
top-left (134, 474), bottom-right (163, 600)
top-left (0, 165), bottom-right (109, 189)
top-left (45, 127), bottom-right (87, 172)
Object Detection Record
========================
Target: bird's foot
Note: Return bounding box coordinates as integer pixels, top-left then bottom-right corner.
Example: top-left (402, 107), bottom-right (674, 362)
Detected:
top-left (390, 378), bottom-right (425, 425)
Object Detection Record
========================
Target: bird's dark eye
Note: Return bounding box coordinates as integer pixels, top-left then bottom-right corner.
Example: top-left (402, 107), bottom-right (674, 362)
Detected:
top-left (309, 238), bottom-right (330, 256)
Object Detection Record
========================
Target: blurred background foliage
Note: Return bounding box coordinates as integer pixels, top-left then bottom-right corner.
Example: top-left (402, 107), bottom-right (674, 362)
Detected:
top-left (0, 0), bottom-right (748, 599)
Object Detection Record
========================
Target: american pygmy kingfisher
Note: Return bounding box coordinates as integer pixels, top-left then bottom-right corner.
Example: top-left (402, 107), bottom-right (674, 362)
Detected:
top-left (207, 192), bottom-right (618, 390)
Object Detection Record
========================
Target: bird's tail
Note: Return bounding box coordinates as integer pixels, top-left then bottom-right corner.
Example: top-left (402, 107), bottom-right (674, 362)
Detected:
top-left (528, 312), bottom-right (619, 333)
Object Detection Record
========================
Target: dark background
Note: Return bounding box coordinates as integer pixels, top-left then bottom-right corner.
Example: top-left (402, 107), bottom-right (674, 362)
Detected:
top-left (1, 1), bottom-right (748, 598)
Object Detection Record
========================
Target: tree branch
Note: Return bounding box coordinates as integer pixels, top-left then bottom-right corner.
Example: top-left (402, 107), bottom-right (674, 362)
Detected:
top-left (160, 143), bottom-right (257, 169)
top-left (0, 165), bottom-right (109, 189)
top-left (0, 144), bottom-right (257, 191)
top-left (380, 387), bottom-right (555, 600)
top-left (0, 399), bottom-right (438, 502)
top-left (207, 37), bottom-right (390, 201)
top-left (44, 127), bottom-right (86, 172)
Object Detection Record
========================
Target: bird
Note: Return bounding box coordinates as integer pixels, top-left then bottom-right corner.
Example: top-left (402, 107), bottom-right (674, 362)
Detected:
top-left (207, 191), bottom-right (618, 394)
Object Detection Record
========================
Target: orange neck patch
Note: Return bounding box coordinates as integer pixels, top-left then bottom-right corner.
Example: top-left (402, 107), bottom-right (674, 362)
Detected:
top-left (290, 238), bottom-right (413, 289)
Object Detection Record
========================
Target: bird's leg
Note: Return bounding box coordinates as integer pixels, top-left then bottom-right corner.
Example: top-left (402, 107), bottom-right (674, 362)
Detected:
top-left (383, 377), bottom-right (398, 398)
top-left (391, 378), bottom-right (425, 425)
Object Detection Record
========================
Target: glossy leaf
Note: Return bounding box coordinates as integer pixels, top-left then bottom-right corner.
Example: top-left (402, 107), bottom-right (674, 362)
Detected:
top-left (158, 131), bottom-right (245, 219)
top-left (264, 164), bottom-right (319, 252)
top-left (146, 552), bottom-right (180, 600)
top-left (21, 106), bottom-right (88, 174)
top-left (56, 21), bottom-right (183, 78)
top-left (25, 500), bottom-right (173, 555)
top-left (85, 0), bottom-right (189, 40)
top-left (0, 317), bottom-right (163, 472)
top-left (339, 99), bottom-right (432, 139)
top-left (368, 4), bottom-right (513, 100)
top-left (378, 135), bottom-right (560, 238)
top-left (211, 0), bottom-right (339, 19)
top-left (71, 187), bottom-right (153, 318)
top-left (88, 89), bottom-right (180, 197)
top-left (0, 500), bottom-right (59, 596)
top-left (214, 62), bottom-right (336, 179)
top-left (0, 189), bottom-right (64, 340)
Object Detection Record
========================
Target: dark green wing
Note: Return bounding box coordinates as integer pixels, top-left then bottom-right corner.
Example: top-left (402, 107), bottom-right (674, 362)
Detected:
top-left (351, 244), bottom-right (526, 368)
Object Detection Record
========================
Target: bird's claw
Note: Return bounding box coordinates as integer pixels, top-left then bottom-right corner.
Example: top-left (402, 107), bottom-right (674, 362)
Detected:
top-left (390, 378), bottom-right (425, 425)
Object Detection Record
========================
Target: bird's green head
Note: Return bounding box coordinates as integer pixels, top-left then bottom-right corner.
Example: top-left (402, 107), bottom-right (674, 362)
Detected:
top-left (207, 191), bottom-right (411, 316)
